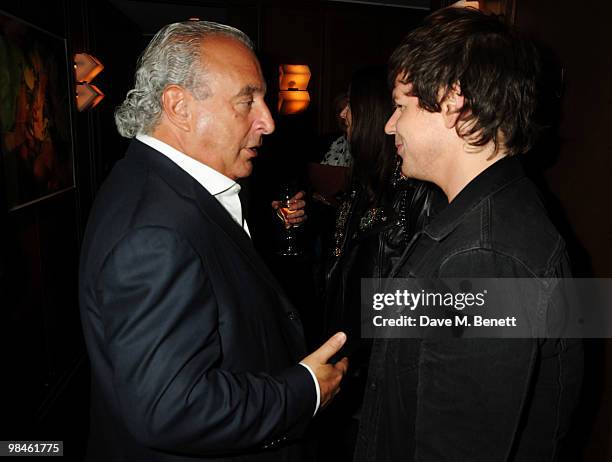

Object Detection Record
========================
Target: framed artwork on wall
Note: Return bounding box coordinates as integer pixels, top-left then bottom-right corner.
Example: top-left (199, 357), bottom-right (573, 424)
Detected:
top-left (0, 10), bottom-right (75, 211)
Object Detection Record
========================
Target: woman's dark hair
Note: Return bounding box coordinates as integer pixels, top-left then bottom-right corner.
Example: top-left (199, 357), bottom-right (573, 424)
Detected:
top-left (389, 7), bottom-right (541, 156)
top-left (348, 66), bottom-right (396, 206)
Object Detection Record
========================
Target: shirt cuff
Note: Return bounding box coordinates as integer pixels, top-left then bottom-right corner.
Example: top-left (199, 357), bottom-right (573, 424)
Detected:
top-left (299, 362), bottom-right (320, 416)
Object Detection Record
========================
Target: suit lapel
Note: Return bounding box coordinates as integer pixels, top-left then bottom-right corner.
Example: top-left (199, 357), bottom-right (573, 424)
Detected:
top-left (191, 182), bottom-right (287, 297)
top-left (191, 181), bottom-right (307, 358)
top-left (127, 141), bottom-right (306, 355)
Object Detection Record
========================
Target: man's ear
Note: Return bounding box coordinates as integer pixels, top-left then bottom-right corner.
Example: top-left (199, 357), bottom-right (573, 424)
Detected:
top-left (441, 82), bottom-right (465, 129)
top-left (161, 85), bottom-right (191, 132)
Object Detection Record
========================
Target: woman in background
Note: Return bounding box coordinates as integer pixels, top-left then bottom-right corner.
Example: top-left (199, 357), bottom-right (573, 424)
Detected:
top-left (320, 92), bottom-right (352, 167)
top-left (319, 66), bottom-right (440, 461)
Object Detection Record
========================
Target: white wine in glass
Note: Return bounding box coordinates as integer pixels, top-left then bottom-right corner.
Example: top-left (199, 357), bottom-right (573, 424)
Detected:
top-left (276, 186), bottom-right (302, 256)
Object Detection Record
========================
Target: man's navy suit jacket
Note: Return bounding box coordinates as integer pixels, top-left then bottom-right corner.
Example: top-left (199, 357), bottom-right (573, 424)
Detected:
top-left (79, 140), bottom-right (316, 461)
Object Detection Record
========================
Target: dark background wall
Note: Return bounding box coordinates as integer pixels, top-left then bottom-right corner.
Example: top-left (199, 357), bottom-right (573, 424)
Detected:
top-left (1, 0), bottom-right (611, 460)
top-left (0, 1), bottom-right (141, 457)
top-left (514, 1), bottom-right (612, 460)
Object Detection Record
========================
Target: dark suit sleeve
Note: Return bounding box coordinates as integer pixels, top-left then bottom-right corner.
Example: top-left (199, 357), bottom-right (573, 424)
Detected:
top-left (97, 226), bottom-right (315, 456)
top-left (412, 249), bottom-right (537, 461)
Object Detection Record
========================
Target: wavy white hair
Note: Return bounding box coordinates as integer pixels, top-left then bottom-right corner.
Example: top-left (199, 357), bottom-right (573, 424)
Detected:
top-left (114, 21), bottom-right (253, 138)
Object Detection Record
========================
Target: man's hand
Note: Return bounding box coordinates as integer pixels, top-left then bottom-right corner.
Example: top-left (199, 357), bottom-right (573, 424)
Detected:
top-left (271, 190), bottom-right (307, 226)
top-left (301, 332), bottom-right (349, 409)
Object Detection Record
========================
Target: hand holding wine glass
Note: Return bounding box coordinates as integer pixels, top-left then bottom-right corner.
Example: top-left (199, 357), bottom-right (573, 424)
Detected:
top-left (273, 186), bottom-right (306, 256)
top-left (271, 190), bottom-right (307, 228)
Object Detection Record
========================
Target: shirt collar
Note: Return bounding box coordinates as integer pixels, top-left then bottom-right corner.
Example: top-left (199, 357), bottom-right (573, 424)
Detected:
top-left (424, 155), bottom-right (526, 241)
top-left (136, 133), bottom-right (240, 197)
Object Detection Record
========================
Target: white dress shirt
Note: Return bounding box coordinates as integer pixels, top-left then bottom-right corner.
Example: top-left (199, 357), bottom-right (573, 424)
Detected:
top-left (137, 134), bottom-right (250, 236)
top-left (135, 134), bottom-right (320, 415)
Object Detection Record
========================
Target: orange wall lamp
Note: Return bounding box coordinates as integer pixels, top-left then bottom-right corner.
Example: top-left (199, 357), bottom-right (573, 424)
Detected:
top-left (278, 64), bottom-right (311, 115)
top-left (74, 53), bottom-right (104, 111)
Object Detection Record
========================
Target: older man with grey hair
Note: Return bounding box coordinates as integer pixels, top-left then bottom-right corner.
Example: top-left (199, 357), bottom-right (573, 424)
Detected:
top-left (79, 21), bottom-right (348, 462)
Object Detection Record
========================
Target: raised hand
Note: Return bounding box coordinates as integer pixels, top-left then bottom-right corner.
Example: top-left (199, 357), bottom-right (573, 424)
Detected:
top-left (301, 332), bottom-right (349, 409)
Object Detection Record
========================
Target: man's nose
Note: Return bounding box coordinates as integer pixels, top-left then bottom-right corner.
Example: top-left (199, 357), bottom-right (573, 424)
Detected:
top-left (259, 103), bottom-right (275, 135)
top-left (385, 109), bottom-right (399, 135)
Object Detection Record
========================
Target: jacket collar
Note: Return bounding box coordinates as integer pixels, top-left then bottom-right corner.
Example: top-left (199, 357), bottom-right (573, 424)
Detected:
top-left (125, 140), bottom-right (307, 356)
top-left (125, 140), bottom-right (299, 312)
top-left (423, 155), bottom-right (526, 241)
top-left (135, 134), bottom-right (240, 197)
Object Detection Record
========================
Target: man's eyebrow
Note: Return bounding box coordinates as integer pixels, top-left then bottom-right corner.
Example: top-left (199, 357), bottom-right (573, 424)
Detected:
top-left (235, 84), bottom-right (266, 98)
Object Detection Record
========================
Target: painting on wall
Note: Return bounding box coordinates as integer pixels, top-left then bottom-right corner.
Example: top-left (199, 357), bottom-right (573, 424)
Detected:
top-left (0, 10), bottom-right (74, 211)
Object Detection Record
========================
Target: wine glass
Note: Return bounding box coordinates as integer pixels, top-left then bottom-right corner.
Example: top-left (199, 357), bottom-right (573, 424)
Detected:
top-left (276, 184), bottom-right (302, 256)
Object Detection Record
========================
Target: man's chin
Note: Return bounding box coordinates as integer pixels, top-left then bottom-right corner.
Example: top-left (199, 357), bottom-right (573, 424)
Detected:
top-left (400, 165), bottom-right (413, 179)
top-left (232, 161), bottom-right (254, 180)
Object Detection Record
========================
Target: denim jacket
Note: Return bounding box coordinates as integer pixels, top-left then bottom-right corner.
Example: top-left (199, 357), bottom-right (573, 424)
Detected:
top-left (354, 156), bottom-right (583, 462)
